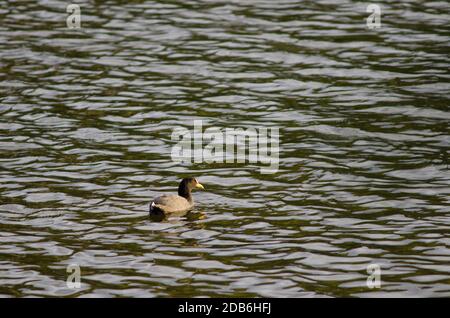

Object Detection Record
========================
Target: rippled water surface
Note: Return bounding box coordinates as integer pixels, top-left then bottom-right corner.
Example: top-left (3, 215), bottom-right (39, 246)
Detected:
top-left (0, 0), bottom-right (449, 297)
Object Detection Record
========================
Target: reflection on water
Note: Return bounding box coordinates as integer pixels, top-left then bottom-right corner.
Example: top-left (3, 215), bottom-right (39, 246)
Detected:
top-left (0, 0), bottom-right (449, 297)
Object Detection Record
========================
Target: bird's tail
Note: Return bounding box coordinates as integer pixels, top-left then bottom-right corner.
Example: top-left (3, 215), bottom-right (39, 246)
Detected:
top-left (149, 201), bottom-right (164, 215)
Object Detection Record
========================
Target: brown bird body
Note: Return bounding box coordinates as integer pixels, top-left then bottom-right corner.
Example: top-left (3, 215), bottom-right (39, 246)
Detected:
top-left (149, 177), bottom-right (204, 218)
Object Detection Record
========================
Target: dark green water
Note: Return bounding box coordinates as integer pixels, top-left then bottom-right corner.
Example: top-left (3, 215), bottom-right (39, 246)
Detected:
top-left (0, 0), bottom-right (449, 297)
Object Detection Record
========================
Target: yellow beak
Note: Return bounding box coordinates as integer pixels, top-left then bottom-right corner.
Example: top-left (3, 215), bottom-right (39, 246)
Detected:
top-left (195, 183), bottom-right (205, 190)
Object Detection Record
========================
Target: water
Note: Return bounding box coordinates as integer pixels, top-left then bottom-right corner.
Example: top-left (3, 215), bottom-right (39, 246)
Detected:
top-left (0, 0), bottom-right (449, 297)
